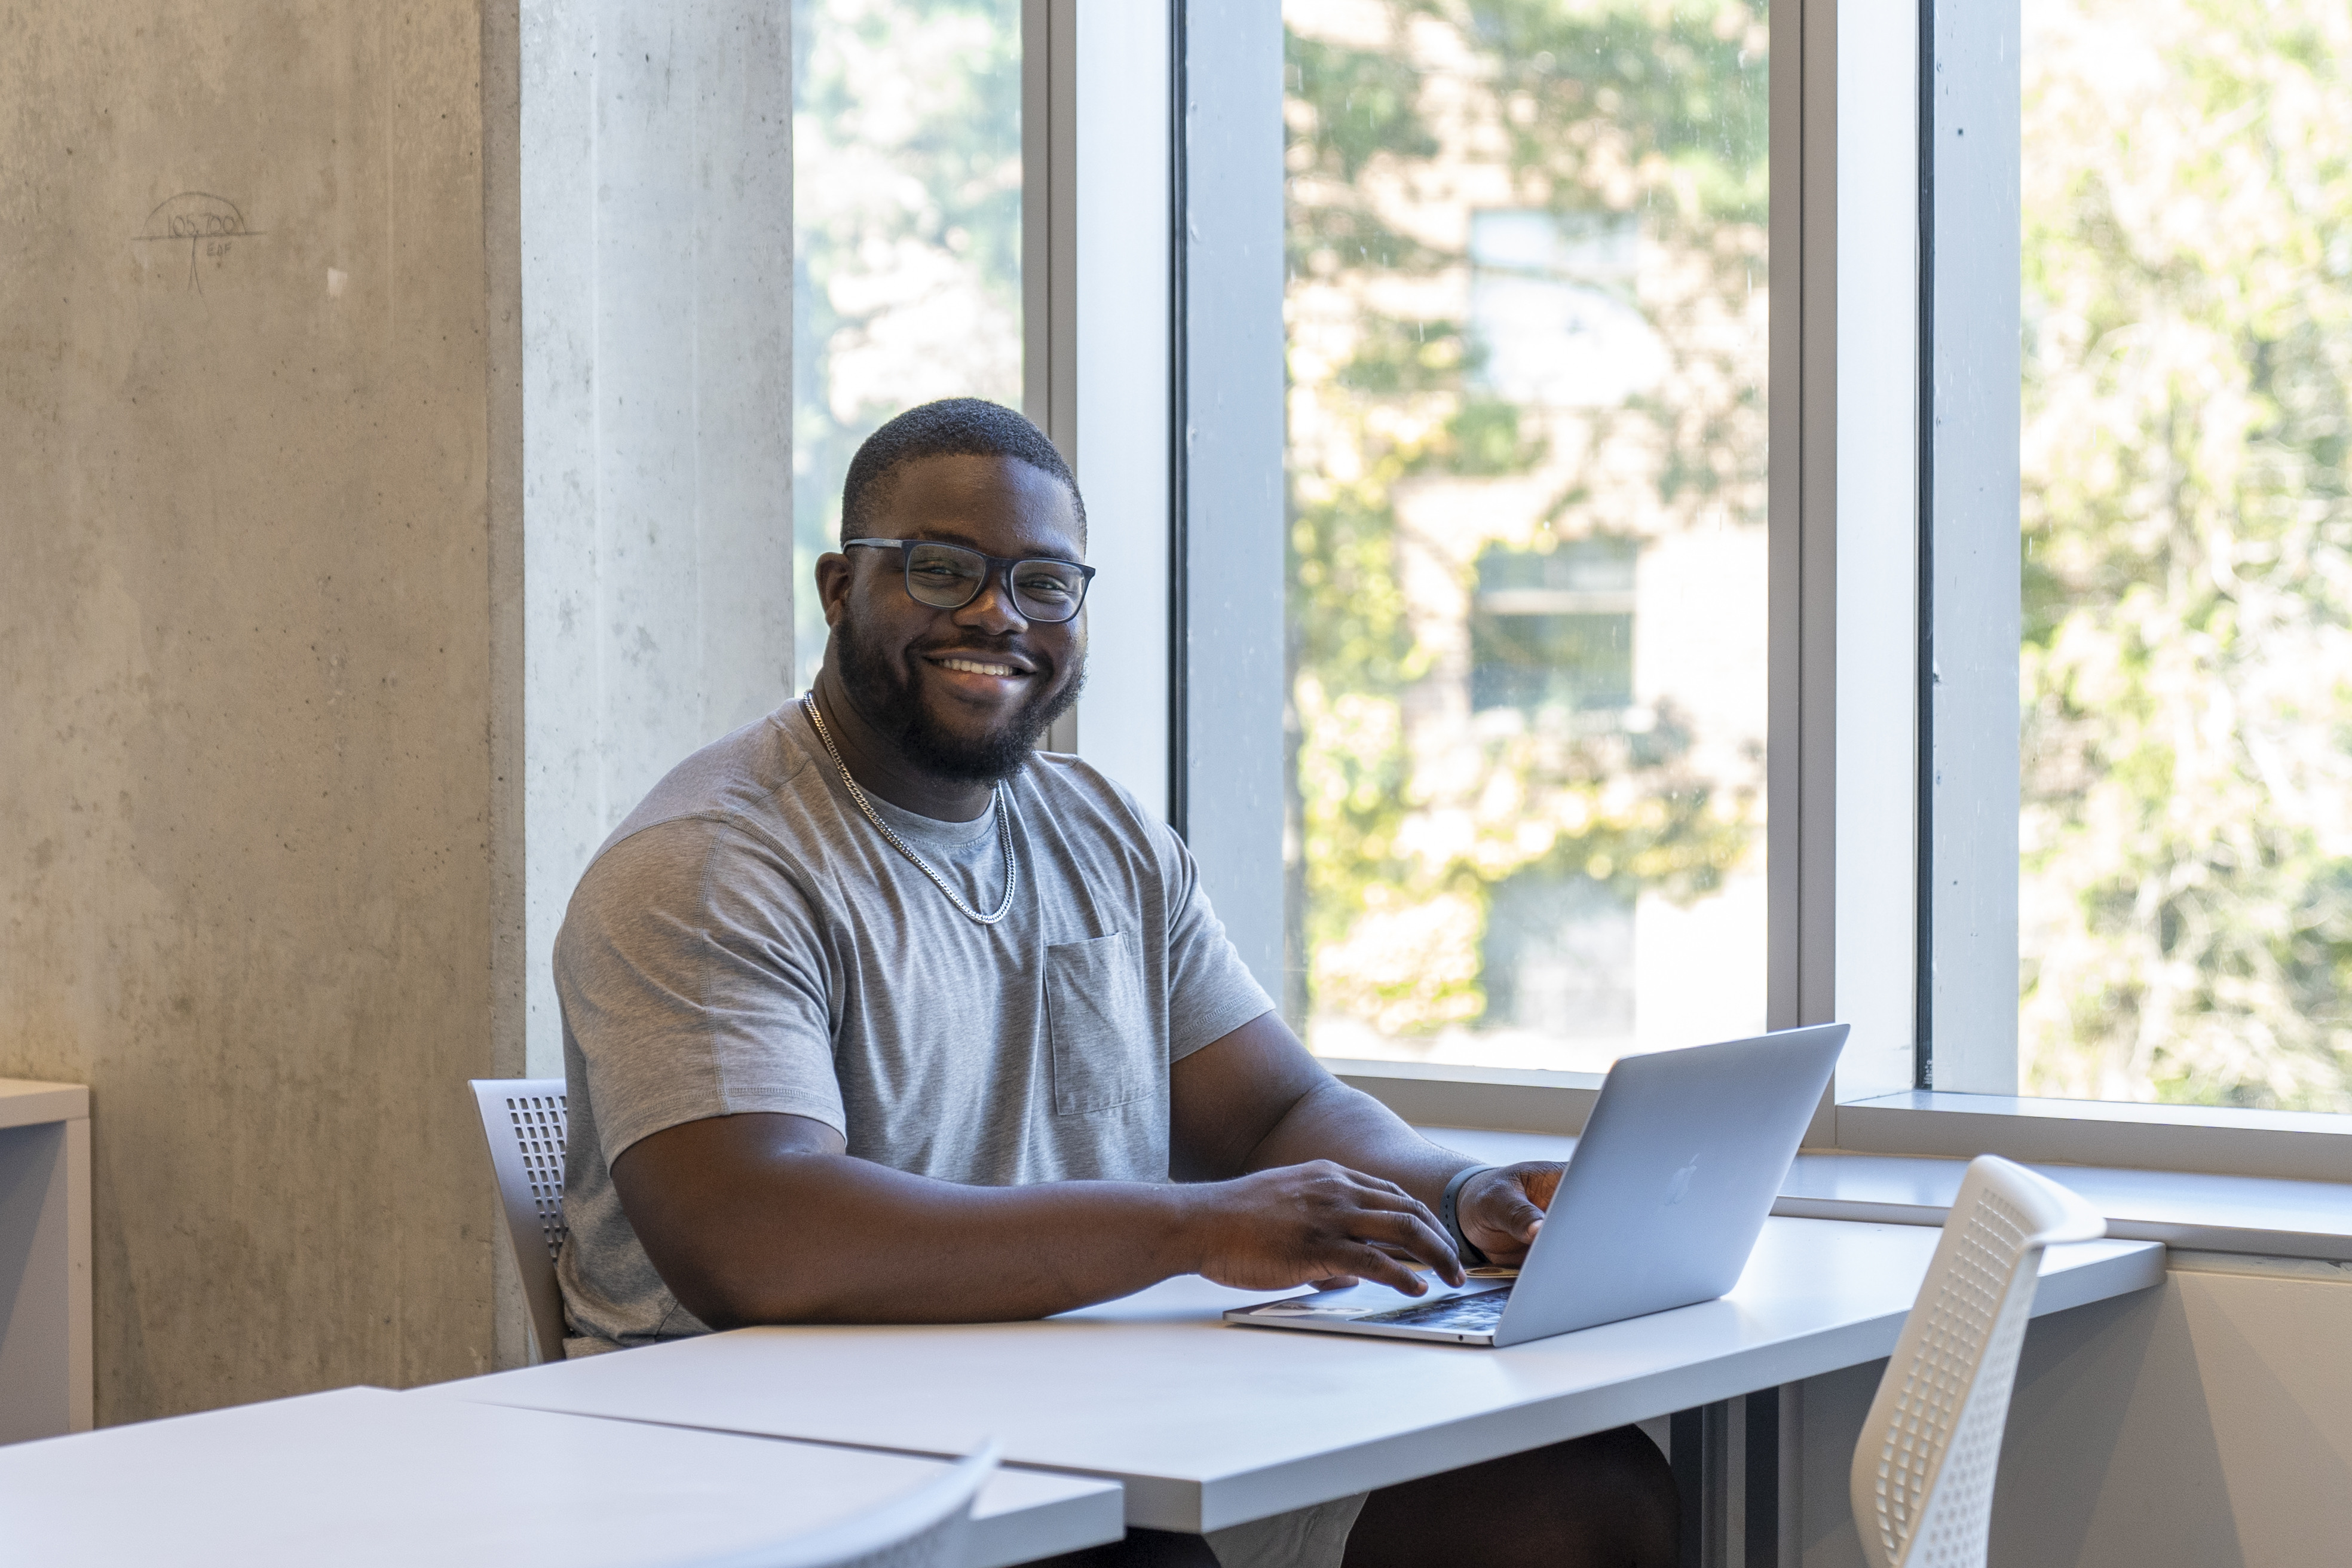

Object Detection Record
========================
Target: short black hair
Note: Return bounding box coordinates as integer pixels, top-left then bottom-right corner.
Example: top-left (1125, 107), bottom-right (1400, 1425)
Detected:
top-left (841, 398), bottom-right (1086, 540)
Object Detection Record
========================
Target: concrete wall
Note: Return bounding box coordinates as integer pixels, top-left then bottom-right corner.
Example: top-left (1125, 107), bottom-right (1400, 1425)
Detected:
top-left (1797, 1255), bottom-right (2352, 1567)
top-left (0, 3), bottom-right (522, 1421)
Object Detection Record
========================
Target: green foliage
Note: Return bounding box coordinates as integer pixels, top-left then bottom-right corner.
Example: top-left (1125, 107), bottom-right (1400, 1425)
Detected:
top-left (792, 0), bottom-right (1025, 680)
top-left (1430, 399), bottom-right (1550, 476)
top-left (1287, 396), bottom-right (1438, 981)
top-left (1288, 34), bottom-right (1441, 182)
top-left (795, 0), bottom-right (1022, 315)
top-left (1287, 35), bottom-right (1449, 278)
top-left (1332, 317), bottom-right (1476, 397)
top-left (1439, 0), bottom-right (1771, 225)
top-left (2018, 0), bottom-right (2352, 1108)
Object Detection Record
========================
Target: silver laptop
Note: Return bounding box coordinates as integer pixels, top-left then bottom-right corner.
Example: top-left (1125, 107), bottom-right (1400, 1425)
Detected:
top-left (1224, 1024), bottom-right (1848, 1348)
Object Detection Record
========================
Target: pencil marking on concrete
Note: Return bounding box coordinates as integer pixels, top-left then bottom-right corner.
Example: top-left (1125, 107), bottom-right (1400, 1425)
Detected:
top-left (133, 193), bottom-right (265, 292)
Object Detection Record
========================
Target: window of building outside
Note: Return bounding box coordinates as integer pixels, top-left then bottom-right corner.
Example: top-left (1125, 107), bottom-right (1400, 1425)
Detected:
top-left (1282, 0), bottom-right (1770, 1074)
top-left (2013, 0), bottom-right (2352, 1113)
top-left (792, 0), bottom-right (1023, 687)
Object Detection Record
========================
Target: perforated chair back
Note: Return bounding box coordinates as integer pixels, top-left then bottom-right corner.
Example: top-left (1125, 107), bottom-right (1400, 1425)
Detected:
top-left (1851, 1155), bottom-right (2105, 1568)
top-left (753, 1443), bottom-right (999, 1568)
top-left (468, 1078), bottom-right (571, 1364)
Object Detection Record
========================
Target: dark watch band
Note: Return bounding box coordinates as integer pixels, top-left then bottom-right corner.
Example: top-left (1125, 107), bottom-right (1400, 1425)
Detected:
top-left (1440, 1163), bottom-right (1501, 1267)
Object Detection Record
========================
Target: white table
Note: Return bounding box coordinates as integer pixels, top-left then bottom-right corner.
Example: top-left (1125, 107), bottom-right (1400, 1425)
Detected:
top-left (0, 1078), bottom-right (90, 1443)
top-left (0, 1385), bottom-right (1123, 1567)
top-left (426, 1217), bottom-right (2163, 1534)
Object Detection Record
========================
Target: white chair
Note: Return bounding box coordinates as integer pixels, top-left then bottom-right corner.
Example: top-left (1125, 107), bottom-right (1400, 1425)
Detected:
top-left (468, 1077), bottom-right (570, 1364)
top-left (748, 1443), bottom-right (1000, 1568)
top-left (1851, 1154), bottom-right (2106, 1568)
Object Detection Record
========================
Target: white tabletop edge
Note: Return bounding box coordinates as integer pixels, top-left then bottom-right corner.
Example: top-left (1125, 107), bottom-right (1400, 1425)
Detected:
top-left (965, 1467), bottom-right (1128, 1567)
top-left (0, 1079), bottom-right (88, 1129)
top-left (2022, 1237), bottom-right (2169, 1313)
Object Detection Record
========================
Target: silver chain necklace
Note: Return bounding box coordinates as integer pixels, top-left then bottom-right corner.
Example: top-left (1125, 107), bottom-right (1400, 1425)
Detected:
top-left (800, 692), bottom-right (1019, 926)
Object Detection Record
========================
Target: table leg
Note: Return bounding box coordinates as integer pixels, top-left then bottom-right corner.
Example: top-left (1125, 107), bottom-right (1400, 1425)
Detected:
top-left (1674, 1390), bottom-right (1791, 1568)
top-left (1671, 1403), bottom-right (1719, 1567)
top-left (1743, 1388), bottom-right (1781, 1568)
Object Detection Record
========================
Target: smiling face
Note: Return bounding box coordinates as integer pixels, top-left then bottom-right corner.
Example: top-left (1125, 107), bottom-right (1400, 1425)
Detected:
top-left (818, 452), bottom-right (1088, 782)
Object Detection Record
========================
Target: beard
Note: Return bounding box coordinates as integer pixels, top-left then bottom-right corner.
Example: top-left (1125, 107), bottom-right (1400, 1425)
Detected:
top-left (830, 614), bottom-right (1084, 783)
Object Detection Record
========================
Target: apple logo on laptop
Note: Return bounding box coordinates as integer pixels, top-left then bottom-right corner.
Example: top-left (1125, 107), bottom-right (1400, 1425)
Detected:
top-left (1665, 1155), bottom-right (1700, 1206)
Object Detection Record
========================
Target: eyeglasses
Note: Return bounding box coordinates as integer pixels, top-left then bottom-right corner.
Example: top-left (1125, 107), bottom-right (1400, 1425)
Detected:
top-left (843, 538), bottom-right (1096, 624)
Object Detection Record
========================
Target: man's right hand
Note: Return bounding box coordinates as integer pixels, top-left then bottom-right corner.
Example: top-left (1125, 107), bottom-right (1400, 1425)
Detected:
top-left (1178, 1160), bottom-right (1467, 1296)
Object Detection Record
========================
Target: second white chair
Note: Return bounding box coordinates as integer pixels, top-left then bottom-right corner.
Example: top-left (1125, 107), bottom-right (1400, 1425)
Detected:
top-left (1851, 1154), bottom-right (2106, 1568)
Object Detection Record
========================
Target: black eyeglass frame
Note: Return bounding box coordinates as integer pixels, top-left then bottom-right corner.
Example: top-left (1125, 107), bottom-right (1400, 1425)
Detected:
top-left (841, 537), bottom-right (1097, 624)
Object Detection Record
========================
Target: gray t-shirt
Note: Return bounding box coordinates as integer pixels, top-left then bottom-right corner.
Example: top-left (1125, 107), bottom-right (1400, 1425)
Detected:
top-left (553, 702), bottom-right (1276, 1351)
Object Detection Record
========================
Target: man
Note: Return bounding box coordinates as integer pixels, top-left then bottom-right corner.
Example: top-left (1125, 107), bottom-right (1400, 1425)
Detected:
top-left (555, 399), bottom-right (1676, 1568)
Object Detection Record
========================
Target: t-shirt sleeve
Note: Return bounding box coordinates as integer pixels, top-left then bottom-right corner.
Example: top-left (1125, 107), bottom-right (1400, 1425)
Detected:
top-left (555, 817), bottom-right (848, 1168)
top-left (1154, 820), bottom-right (1278, 1061)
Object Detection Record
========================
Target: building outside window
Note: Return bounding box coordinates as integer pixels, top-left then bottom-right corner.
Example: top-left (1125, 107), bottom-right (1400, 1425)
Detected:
top-left (1282, 0), bottom-right (1770, 1073)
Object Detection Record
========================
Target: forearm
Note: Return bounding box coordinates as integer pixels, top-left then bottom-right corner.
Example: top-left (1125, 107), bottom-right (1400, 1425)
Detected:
top-left (1239, 1078), bottom-right (1480, 1214)
top-left (621, 1099), bottom-right (1466, 1326)
top-left (650, 1154), bottom-right (1197, 1328)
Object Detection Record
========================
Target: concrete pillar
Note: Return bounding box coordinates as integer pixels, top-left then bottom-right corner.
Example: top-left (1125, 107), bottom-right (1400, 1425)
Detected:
top-left (520, 0), bottom-right (795, 1079)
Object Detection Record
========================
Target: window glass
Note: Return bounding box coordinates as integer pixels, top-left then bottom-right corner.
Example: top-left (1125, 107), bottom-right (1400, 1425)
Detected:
top-left (793, 0), bottom-right (1022, 686)
top-left (2019, 1), bottom-right (2352, 1110)
top-left (1283, 0), bottom-right (1770, 1072)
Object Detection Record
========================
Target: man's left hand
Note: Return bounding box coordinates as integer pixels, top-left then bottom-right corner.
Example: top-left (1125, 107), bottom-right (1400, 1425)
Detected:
top-left (1456, 1162), bottom-right (1563, 1266)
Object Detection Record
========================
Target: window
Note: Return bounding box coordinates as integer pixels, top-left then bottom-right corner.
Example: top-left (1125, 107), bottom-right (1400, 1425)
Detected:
top-left (1150, 0), bottom-right (2351, 1170)
top-left (1925, 0), bottom-right (2352, 1116)
top-left (1281, 0), bottom-right (1771, 1074)
top-left (792, 0), bottom-right (1024, 687)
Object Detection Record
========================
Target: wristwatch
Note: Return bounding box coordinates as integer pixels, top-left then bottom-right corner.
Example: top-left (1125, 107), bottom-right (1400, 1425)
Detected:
top-left (1440, 1163), bottom-right (1502, 1267)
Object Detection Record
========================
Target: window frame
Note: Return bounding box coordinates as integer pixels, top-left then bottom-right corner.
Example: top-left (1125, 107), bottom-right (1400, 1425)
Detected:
top-left (1916, 0), bottom-right (2023, 1098)
top-left (1022, 0), bottom-right (1288, 1000)
top-left (1877, 0), bottom-right (2352, 1177)
top-left (1022, 0), bottom-right (1177, 834)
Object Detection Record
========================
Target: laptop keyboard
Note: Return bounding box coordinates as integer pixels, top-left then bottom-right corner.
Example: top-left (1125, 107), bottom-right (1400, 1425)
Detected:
top-left (1356, 1285), bottom-right (1512, 1333)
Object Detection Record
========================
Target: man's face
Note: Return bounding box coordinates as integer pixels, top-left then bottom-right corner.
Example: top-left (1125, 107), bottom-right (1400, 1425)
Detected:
top-left (819, 453), bottom-right (1087, 781)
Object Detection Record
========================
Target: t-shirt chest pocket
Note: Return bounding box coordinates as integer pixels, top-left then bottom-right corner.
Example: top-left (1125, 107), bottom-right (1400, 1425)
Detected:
top-left (1043, 931), bottom-right (1156, 1116)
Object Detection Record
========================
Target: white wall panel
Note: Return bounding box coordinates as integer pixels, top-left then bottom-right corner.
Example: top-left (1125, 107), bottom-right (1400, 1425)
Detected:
top-left (1798, 1258), bottom-right (2352, 1567)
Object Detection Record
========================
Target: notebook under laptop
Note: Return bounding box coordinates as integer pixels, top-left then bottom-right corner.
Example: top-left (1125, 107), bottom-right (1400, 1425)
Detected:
top-left (1224, 1024), bottom-right (1849, 1348)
